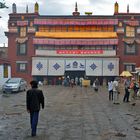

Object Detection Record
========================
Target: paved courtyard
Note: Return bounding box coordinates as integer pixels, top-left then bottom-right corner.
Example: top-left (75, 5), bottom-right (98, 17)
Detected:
top-left (0, 85), bottom-right (140, 140)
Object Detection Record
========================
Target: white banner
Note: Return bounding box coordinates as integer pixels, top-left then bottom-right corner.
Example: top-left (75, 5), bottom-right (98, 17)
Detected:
top-left (48, 59), bottom-right (65, 75)
top-left (103, 58), bottom-right (119, 76)
top-left (65, 60), bottom-right (85, 71)
top-left (86, 59), bottom-right (102, 76)
top-left (32, 58), bottom-right (48, 75)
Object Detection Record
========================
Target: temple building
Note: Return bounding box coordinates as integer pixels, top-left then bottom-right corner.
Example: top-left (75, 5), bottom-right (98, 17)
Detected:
top-left (5, 2), bottom-right (140, 84)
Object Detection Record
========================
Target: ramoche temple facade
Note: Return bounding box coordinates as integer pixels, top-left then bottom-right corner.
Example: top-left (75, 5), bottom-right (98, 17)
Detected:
top-left (5, 2), bottom-right (140, 84)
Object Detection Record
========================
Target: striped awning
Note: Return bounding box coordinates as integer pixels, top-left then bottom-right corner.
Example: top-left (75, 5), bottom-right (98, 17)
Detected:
top-left (33, 38), bottom-right (118, 45)
top-left (17, 21), bottom-right (28, 26)
top-left (123, 38), bottom-right (140, 44)
top-left (16, 37), bottom-right (28, 43)
top-left (123, 38), bottom-right (135, 44)
top-left (124, 20), bottom-right (139, 26)
top-left (34, 19), bottom-right (118, 25)
top-left (35, 32), bottom-right (117, 39)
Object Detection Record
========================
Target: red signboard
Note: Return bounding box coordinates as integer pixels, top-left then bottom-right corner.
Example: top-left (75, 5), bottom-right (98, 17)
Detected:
top-left (56, 50), bottom-right (103, 54)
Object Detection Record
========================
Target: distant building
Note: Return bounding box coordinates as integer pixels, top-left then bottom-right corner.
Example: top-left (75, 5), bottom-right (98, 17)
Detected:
top-left (0, 46), bottom-right (8, 58)
top-left (5, 2), bottom-right (140, 84)
top-left (0, 47), bottom-right (11, 81)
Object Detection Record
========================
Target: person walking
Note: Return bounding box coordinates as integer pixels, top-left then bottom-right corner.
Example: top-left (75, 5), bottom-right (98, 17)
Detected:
top-left (93, 78), bottom-right (100, 92)
top-left (123, 77), bottom-right (131, 102)
top-left (75, 77), bottom-right (79, 86)
top-left (70, 78), bottom-right (74, 88)
top-left (79, 77), bottom-right (84, 87)
top-left (26, 80), bottom-right (44, 137)
top-left (108, 80), bottom-right (113, 101)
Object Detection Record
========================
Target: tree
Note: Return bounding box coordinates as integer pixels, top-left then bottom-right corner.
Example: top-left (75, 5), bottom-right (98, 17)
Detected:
top-left (0, 1), bottom-right (8, 9)
top-left (0, 1), bottom-right (8, 18)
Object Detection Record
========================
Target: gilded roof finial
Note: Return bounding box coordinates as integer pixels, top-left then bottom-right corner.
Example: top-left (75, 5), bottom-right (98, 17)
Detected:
top-left (75, 2), bottom-right (78, 12)
top-left (12, 3), bottom-right (16, 13)
top-left (72, 2), bottom-right (80, 16)
top-left (127, 4), bottom-right (129, 13)
top-left (34, 2), bottom-right (39, 13)
top-left (114, 1), bottom-right (119, 14)
top-left (26, 5), bottom-right (28, 13)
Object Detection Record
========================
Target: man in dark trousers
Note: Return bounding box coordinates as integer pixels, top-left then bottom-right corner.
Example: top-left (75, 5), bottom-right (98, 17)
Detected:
top-left (26, 80), bottom-right (44, 137)
top-left (123, 77), bottom-right (130, 102)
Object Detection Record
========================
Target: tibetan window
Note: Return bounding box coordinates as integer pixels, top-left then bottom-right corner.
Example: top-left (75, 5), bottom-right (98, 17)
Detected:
top-left (16, 62), bottom-right (28, 72)
top-left (20, 27), bottom-right (26, 37)
top-left (124, 43), bottom-right (136, 55)
top-left (17, 43), bottom-right (27, 55)
top-left (125, 26), bottom-right (135, 37)
top-left (124, 64), bottom-right (135, 72)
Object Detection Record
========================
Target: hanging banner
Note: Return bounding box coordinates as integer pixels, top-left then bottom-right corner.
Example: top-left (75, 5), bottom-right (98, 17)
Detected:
top-left (102, 58), bottom-right (119, 76)
top-left (32, 58), bottom-right (48, 75)
top-left (86, 59), bottom-right (102, 76)
top-left (48, 59), bottom-right (65, 75)
top-left (65, 60), bottom-right (85, 71)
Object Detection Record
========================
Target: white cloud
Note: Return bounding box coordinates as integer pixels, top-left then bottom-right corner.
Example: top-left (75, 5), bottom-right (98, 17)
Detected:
top-left (0, 0), bottom-right (140, 45)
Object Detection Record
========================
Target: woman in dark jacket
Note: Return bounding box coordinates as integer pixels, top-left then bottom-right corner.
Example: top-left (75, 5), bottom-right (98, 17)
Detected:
top-left (26, 80), bottom-right (44, 137)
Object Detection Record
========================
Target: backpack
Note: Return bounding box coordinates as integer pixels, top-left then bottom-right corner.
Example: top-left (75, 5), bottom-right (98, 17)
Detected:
top-left (129, 82), bottom-right (134, 89)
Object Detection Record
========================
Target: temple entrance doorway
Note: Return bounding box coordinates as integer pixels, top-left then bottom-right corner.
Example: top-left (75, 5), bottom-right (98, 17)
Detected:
top-left (65, 71), bottom-right (85, 79)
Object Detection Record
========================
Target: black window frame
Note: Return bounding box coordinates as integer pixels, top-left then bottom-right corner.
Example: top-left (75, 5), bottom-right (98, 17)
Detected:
top-left (124, 64), bottom-right (135, 72)
top-left (16, 62), bottom-right (28, 73)
top-left (17, 42), bottom-right (27, 56)
top-left (124, 43), bottom-right (137, 55)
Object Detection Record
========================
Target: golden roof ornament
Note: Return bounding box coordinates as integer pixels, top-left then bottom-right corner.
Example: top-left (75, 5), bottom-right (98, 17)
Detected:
top-left (72, 2), bottom-right (80, 16)
top-left (34, 2), bottom-right (39, 13)
top-left (114, 2), bottom-right (119, 14)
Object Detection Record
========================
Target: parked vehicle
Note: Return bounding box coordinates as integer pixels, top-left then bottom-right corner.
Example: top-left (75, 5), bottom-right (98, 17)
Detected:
top-left (2, 78), bottom-right (27, 93)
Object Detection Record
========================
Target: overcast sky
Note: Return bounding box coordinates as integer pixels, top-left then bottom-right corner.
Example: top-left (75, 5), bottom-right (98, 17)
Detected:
top-left (0, 0), bottom-right (140, 46)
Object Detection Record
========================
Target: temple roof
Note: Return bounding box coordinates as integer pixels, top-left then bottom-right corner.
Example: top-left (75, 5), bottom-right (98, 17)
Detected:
top-left (35, 32), bottom-right (117, 39)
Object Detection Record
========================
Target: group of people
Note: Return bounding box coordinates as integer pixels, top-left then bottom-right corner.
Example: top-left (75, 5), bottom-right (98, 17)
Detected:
top-left (63, 76), bottom-right (84, 87)
top-left (108, 77), bottom-right (120, 104)
top-left (107, 77), bottom-right (139, 104)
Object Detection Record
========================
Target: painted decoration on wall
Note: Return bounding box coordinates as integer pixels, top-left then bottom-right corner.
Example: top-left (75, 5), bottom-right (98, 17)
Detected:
top-left (32, 58), bottom-right (48, 75)
top-left (102, 59), bottom-right (119, 76)
top-left (48, 60), bottom-right (64, 75)
top-left (65, 60), bottom-right (85, 71)
top-left (31, 57), bottom-right (119, 76)
top-left (86, 59), bottom-right (102, 76)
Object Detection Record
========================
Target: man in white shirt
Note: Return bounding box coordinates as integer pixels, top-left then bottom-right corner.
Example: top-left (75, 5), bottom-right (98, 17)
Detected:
top-left (112, 77), bottom-right (119, 104)
top-left (108, 80), bottom-right (113, 100)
